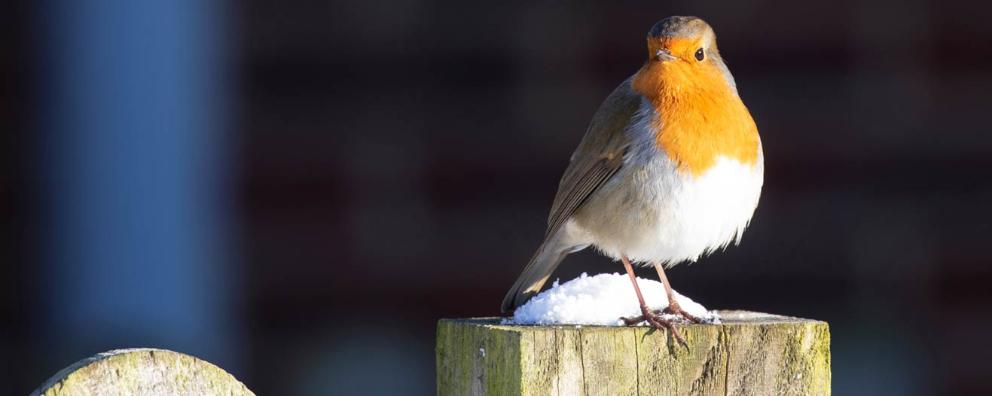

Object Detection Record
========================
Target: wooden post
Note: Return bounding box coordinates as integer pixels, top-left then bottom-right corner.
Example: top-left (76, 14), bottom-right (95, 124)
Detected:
top-left (31, 348), bottom-right (254, 396)
top-left (437, 311), bottom-right (830, 396)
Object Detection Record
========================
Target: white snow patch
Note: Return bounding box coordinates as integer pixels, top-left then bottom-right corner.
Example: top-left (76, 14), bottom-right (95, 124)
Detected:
top-left (503, 273), bottom-right (720, 326)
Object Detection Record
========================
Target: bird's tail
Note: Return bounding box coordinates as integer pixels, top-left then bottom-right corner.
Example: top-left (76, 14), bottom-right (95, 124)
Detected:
top-left (501, 230), bottom-right (581, 313)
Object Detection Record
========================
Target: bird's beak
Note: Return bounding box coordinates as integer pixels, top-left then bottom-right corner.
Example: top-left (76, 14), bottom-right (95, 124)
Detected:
top-left (656, 48), bottom-right (678, 62)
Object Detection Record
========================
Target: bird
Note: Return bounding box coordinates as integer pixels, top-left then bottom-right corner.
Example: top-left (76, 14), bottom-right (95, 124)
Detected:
top-left (501, 16), bottom-right (763, 345)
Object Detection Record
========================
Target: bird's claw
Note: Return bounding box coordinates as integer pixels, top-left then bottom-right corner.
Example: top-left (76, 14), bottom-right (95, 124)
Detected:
top-left (663, 303), bottom-right (703, 324)
top-left (621, 306), bottom-right (688, 347)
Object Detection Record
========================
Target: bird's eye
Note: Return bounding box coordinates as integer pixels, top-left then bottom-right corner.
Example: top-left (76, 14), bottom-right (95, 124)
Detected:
top-left (694, 48), bottom-right (705, 61)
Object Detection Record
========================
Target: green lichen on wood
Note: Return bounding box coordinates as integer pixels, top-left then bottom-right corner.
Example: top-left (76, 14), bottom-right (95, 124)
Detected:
top-left (437, 311), bottom-right (830, 396)
top-left (436, 319), bottom-right (523, 395)
top-left (32, 348), bottom-right (254, 396)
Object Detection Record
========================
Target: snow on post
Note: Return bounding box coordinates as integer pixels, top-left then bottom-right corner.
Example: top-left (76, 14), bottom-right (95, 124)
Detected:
top-left (505, 273), bottom-right (719, 326)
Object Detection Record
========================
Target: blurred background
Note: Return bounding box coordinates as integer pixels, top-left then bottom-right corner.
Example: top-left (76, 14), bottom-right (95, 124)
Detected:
top-left (3, 0), bottom-right (992, 395)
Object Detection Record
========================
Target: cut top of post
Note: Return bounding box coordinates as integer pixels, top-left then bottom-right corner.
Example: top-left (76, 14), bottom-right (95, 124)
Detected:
top-left (437, 311), bottom-right (830, 396)
top-left (32, 349), bottom-right (254, 396)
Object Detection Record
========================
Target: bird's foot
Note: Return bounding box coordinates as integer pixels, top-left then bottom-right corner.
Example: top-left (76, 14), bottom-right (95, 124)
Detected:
top-left (621, 305), bottom-right (687, 347)
top-left (663, 302), bottom-right (703, 324)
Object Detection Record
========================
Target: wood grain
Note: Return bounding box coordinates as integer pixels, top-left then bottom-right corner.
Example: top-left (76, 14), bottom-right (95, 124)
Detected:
top-left (437, 311), bottom-right (830, 396)
top-left (32, 348), bottom-right (254, 396)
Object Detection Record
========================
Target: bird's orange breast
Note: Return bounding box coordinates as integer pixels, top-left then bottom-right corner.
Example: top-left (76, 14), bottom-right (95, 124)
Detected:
top-left (632, 51), bottom-right (760, 177)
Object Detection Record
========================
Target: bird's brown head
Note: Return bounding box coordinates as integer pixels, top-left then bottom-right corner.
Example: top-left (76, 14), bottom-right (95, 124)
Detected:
top-left (645, 16), bottom-right (719, 67)
top-left (633, 16), bottom-right (737, 98)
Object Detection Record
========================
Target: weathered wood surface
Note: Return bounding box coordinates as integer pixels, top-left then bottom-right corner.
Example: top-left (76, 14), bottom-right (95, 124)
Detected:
top-left (32, 348), bottom-right (254, 396)
top-left (437, 311), bottom-right (830, 396)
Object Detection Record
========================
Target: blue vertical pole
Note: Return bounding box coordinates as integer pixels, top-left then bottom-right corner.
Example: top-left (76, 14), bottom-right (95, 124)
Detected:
top-left (39, 0), bottom-right (239, 374)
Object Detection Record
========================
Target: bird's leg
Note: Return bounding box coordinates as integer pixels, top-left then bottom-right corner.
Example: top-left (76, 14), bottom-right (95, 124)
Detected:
top-left (619, 255), bottom-right (687, 346)
top-left (653, 261), bottom-right (702, 323)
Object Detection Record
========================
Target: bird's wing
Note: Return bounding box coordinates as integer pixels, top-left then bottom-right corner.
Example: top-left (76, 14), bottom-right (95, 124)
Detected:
top-left (546, 78), bottom-right (643, 236)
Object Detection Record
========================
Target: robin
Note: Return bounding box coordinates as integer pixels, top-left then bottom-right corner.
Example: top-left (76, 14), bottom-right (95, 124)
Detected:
top-left (502, 16), bottom-right (762, 345)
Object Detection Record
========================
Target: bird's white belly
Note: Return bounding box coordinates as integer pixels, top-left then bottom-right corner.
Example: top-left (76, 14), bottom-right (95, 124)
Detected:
top-left (570, 153), bottom-right (763, 266)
